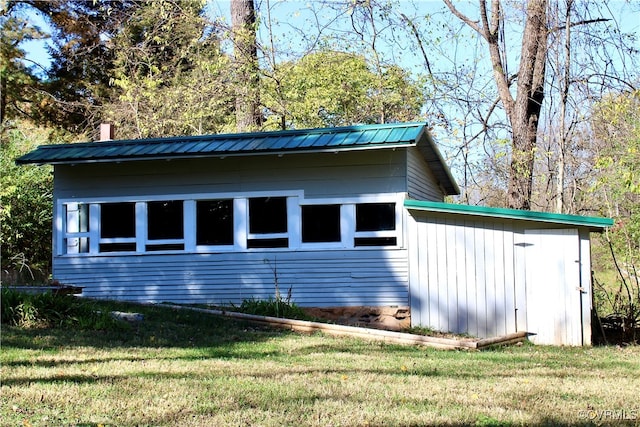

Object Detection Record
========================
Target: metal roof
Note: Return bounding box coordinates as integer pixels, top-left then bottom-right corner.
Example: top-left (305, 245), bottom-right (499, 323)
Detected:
top-left (16, 122), bottom-right (460, 195)
top-left (404, 200), bottom-right (613, 230)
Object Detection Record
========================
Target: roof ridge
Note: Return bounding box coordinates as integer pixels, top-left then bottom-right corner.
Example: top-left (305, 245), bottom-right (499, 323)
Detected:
top-left (37, 122), bottom-right (428, 148)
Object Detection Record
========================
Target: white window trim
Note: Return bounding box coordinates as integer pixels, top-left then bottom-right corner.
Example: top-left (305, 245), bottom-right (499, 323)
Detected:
top-left (143, 200), bottom-right (186, 251)
top-left (62, 202), bottom-right (90, 255)
top-left (56, 191), bottom-right (404, 256)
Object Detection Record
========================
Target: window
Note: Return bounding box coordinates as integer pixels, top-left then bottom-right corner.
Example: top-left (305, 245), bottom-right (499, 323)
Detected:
top-left (100, 202), bottom-right (136, 252)
top-left (302, 205), bottom-right (341, 243)
top-left (197, 199), bottom-right (233, 246)
top-left (248, 197), bottom-right (288, 248)
top-left (354, 202), bottom-right (397, 246)
top-left (64, 203), bottom-right (90, 254)
top-left (60, 194), bottom-right (401, 255)
top-left (356, 203), bottom-right (395, 231)
top-left (147, 200), bottom-right (184, 251)
top-left (101, 203), bottom-right (135, 238)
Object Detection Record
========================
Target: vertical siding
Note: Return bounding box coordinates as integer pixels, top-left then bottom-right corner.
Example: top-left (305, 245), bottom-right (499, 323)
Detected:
top-left (408, 210), bottom-right (589, 344)
top-left (408, 211), bottom-right (519, 338)
top-left (523, 229), bottom-right (581, 345)
top-left (513, 230), bottom-right (528, 333)
top-left (579, 229), bottom-right (592, 345)
top-left (407, 210), bottom-right (423, 324)
top-left (406, 148), bottom-right (445, 201)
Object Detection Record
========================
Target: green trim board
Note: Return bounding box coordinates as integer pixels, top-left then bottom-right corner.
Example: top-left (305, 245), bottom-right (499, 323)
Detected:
top-left (404, 200), bottom-right (613, 229)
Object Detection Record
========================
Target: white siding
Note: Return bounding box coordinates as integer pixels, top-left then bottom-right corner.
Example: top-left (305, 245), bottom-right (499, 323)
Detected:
top-left (579, 229), bottom-right (593, 345)
top-left (56, 249), bottom-right (409, 307)
top-left (54, 150), bottom-right (408, 200)
top-left (406, 148), bottom-right (445, 201)
top-left (408, 210), bottom-right (592, 345)
top-left (408, 212), bottom-right (520, 338)
top-left (50, 149), bottom-right (414, 308)
top-left (523, 229), bottom-right (582, 346)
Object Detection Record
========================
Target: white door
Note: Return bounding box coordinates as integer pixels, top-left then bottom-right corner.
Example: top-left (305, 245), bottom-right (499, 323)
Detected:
top-left (524, 229), bottom-right (583, 345)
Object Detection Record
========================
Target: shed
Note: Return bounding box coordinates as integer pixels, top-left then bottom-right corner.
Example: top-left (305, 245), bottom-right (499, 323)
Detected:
top-left (17, 122), bottom-right (612, 345)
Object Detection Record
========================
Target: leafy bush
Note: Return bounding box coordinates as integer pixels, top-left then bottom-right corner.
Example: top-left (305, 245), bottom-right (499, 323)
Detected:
top-left (1, 288), bottom-right (126, 330)
top-left (1, 123), bottom-right (55, 281)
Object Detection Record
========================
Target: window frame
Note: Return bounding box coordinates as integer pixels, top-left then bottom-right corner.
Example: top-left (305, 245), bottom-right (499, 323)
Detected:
top-left (353, 201), bottom-right (401, 247)
top-left (98, 202), bottom-right (138, 253)
top-left (62, 202), bottom-right (91, 254)
top-left (144, 200), bottom-right (186, 252)
top-left (56, 191), bottom-right (403, 256)
top-left (246, 196), bottom-right (294, 250)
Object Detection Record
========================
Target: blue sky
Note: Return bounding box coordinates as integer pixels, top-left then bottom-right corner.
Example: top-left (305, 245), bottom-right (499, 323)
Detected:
top-left (22, 0), bottom-right (639, 80)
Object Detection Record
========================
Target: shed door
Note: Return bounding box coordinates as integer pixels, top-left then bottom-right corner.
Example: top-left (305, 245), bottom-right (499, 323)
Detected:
top-left (524, 229), bottom-right (582, 345)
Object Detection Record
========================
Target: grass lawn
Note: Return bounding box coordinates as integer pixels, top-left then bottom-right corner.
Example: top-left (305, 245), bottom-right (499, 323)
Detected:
top-left (1, 301), bottom-right (639, 426)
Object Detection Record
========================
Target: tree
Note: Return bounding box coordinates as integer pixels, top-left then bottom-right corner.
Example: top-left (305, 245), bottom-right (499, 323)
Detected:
top-left (590, 90), bottom-right (640, 342)
top-left (435, 0), bottom-right (639, 212)
top-left (231, 0), bottom-right (261, 131)
top-left (442, 0), bottom-right (549, 210)
top-left (0, 122), bottom-right (71, 281)
top-left (261, 50), bottom-right (423, 129)
top-left (1, 0), bottom-right (138, 134)
top-left (103, 0), bottom-right (235, 138)
top-left (0, 11), bottom-right (46, 124)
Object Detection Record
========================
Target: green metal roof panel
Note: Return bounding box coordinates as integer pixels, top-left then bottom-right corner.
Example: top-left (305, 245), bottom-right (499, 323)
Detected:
top-left (16, 122), bottom-right (460, 196)
top-left (16, 123), bottom-right (421, 165)
top-left (404, 200), bottom-right (613, 229)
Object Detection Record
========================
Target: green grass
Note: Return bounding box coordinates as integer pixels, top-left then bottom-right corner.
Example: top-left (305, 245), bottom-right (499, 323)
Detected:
top-left (2, 300), bottom-right (639, 426)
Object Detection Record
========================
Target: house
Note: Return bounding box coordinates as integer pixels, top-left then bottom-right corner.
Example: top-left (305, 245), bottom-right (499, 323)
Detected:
top-left (17, 122), bottom-right (612, 345)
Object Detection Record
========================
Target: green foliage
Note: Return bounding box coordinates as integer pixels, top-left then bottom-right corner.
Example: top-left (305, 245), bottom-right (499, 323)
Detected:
top-left (0, 288), bottom-right (125, 330)
top-left (0, 122), bottom-right (57, 279)
top-left (104, 0), bottom-right (235, 138)
top-left (2, 0), bottom-right (139, 132)
top-left (262, 50), bottom-right (424, 129)
top-left (590, 89), bottom-right (640, 344)
top-left (0, 12), bottom-right (47, 123)
top-left (236, 297), bottom-right (309, 320)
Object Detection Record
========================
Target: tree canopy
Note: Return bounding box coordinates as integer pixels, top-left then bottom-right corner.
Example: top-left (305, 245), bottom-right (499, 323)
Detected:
top-left (262, 50), bottom-right (423, 129)
top-left (1, 0), bottom-right (639, 288)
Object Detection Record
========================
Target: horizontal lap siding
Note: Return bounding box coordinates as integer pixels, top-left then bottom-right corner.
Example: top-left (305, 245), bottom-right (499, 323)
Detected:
top-left (408, 212), bottom-right (518, 338)
top-left (55, 250), bottom-right (409, 307)
top-left (51, 150), bottom-right (412, 308)
top-left (406, 148), bottom-right (444, 201)
top-left (54, 150), bottom-right (408, 200)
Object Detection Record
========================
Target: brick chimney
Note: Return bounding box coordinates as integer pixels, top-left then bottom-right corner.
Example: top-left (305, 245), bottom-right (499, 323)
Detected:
top-left (100, 123), bottom-right (114, 141)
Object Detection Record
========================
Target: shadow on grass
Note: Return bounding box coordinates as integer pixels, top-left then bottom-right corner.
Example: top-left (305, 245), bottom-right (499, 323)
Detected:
top-left (1, 300), bottom-right (292, 352)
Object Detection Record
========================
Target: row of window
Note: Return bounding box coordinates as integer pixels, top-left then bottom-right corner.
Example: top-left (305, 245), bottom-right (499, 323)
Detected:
top-left (62, 196), bottom-right (399, 255)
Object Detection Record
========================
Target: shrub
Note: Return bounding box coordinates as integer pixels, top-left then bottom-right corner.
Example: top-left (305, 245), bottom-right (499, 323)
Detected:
top-left (0, 288), bottom-right (126, 330)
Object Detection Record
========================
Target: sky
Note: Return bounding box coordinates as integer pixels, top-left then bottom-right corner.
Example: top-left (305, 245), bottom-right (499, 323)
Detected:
top-left (22, 1), bottom-right (639, 76)
top-left (21, 1), bottom-right (457, 76)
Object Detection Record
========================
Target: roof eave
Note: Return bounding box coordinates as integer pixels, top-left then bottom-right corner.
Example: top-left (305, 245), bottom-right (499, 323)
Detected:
top-left (416, 128), bottom-right (460, 196)
top-left (16, 143), bottom-right (416, 166)
top-left (404, 200), bottom-right (613, 230)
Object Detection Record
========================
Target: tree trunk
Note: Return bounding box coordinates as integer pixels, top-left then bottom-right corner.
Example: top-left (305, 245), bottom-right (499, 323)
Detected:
top-left (555, 0), bottom-right (573, 213)
top-left (508, 0), bottom-right (548, 210)
top-left (445, 0), bottom-right (549, 210)
top-left (231, 0), bottom-right (261, 132)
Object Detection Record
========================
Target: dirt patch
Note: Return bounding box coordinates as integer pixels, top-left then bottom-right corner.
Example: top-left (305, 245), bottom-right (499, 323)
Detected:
top-left (302, 306), bottom-right (410, 332)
